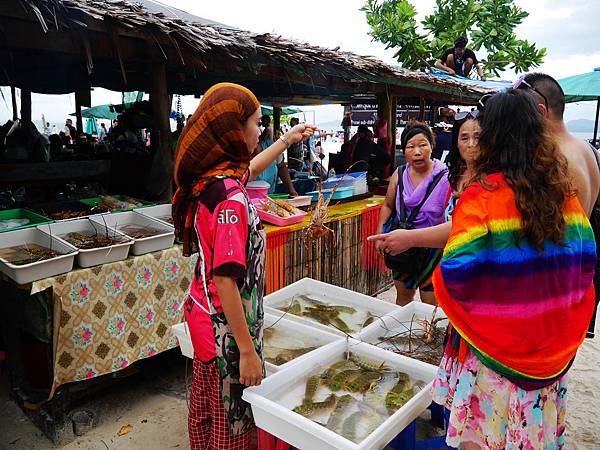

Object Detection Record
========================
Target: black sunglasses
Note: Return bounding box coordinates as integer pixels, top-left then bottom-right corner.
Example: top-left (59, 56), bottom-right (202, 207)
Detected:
top-left (456, 110), bottom-right (479, 121)
top-left (513, 76), bottom-right (549, 110)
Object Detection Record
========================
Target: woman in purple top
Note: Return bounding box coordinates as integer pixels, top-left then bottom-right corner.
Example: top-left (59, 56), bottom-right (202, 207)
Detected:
top-left (375, 124), bottom-right (449, 305)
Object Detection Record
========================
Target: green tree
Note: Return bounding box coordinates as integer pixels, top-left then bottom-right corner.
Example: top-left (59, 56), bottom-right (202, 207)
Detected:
top-left (361, 0), bottom-right (546, 77)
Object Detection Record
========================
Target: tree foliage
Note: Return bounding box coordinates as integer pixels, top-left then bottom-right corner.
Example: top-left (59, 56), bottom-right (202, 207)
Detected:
top-left (361, 0), bottom-right (547, 76)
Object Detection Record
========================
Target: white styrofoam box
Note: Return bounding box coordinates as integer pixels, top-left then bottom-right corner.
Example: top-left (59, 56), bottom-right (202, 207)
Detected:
top-left (134, 204), bottom-right (173, 227)
top-left (263, 311), bottom-right (343, 374)
top-left (243, 339), bottom-right (437, 450)
top-left (90, 211), bottom-right (175, 256)
top-left (263, 278), bottom-right (401, 337)
top-left (359, 301), bottom-right (447, 342)
top-left (0, 228), bottom-right (78, 284)
top-left (37, 219), bottom-right (133, 268)
top-left (358, 301), bottom-right (448, 365)
top-left (171, 322), bottom-right (194, 359)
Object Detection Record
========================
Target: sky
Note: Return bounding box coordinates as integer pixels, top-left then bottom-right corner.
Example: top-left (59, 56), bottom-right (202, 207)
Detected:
top-left (1, 0), bottom-right (598, 131)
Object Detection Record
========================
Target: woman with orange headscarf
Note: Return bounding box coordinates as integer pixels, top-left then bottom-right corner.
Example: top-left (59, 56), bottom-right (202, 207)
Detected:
top-left (173, 83), bottom-right (315, 449)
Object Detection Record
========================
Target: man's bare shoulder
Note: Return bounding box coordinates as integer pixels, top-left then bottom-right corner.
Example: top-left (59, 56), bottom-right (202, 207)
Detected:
top-left (561, 132), bottom-right (600, 214)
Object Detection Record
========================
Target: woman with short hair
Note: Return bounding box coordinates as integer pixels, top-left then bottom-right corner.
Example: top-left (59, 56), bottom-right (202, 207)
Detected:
top-left (375, 123), bottom-right (449, 305)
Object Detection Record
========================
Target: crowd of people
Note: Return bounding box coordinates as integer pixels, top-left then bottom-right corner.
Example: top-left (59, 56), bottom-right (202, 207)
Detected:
top-left (171, 72), bottom-right (599, 450)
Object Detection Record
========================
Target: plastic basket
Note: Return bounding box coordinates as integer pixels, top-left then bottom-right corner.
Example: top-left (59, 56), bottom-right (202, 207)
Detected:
top-left (0, 209), bottom-right (53, 233)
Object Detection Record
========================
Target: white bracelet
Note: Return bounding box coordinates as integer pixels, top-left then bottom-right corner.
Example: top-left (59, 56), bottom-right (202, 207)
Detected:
top-left (279, 135), bottom-right (290, 148)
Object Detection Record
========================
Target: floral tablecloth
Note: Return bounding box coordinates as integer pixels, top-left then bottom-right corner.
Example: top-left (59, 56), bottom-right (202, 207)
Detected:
top-left (31, 245), bottom-right (197, 397)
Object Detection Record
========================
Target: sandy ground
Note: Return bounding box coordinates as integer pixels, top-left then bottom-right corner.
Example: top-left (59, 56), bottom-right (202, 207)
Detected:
top-left (1, 289), bottom-right (598, 449)
top-left (0, 355), bottom-right (192, 450)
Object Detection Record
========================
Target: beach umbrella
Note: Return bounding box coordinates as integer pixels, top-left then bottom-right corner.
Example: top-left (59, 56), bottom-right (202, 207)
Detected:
top-left (558, 67), bottom-right (600, 145)
top-left (74, 104), bottom-right (119, 120)
top-left (85, 117), bottom-right (99, 136)
top-left (260, 105), bottom-right (304, 116)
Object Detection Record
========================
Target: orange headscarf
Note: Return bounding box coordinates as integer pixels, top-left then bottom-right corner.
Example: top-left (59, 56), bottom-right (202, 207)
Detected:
top-left (172, 83), bottom-right (260, 256)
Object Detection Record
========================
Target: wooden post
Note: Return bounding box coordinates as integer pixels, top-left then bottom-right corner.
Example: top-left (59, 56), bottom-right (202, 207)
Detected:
top-left (21, 89), bottom-right (31, 123)
top-left (418, 97), bottom-right (425, 122)
top-left (146, 62), bottom-right (173, 201)
top-left (377, 93), bottom-right (398, 173)
top-left (74, 92), bottom-right (84, 135)
top-left (10, 87), bottom-right (17, 120)
top-left (390, 95), bottom-right (398, 169)
top-left (343, 105), bottom-right (352, 143)
top-left (273, 106), bottom-right (282, 139)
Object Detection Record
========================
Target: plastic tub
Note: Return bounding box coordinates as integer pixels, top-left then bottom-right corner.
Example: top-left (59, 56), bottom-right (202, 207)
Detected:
top-left (306, 188), bottom-right (353, 202)
top-left (269, 194), bottom-right (289, 200)
top-left (323, 172), bottom-right (368, 196)
top-left (171, 322), bottom-right (194, 359)
top-left (256, 209), bottom-right (307, 227)
top-left (80, 195), bottom-right (154, 212)
top-left (263, 311), bottom-right (342, 374)
top-left (37, 219), bottom-right (133, 268)
top-left (264, 278), bottom-right (401, 337)
top-left (90, 212), bottom-right (174, 256)
top-left (243, 339), bottom-right (437, 450)
top-left (0, 209), bottom-right (52, 232)
top-left (72, 410), bottom-right (95, 436)
top-left (246, 181), bottom-right (271, 200)
top-left (31, 201), bottom-right (99, 222)
top-left (133, 204), bottom-right (173, 227)
top-left (0, 228), bottom-right (77, 284)
top-left (252, 199), bottom-right (307, 227)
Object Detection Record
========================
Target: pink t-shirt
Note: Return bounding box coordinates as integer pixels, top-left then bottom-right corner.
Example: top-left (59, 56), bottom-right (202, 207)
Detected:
top-left (184, 175), bottom-right (250, 362)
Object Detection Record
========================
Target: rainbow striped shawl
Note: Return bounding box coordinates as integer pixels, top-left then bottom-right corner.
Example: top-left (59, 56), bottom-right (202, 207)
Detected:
top-left (433, 173), bottom-right (596, 385)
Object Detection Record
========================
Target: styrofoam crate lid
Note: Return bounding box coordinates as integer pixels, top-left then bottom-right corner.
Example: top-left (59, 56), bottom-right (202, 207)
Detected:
top-left (243, 339), bottom-right (436, 450)
top-left (263, 278), bottom-right (402, 337)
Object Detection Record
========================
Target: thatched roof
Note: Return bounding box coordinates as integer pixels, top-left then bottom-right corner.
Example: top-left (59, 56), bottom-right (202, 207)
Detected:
top-left (0, 0), bottom-right (493, 104)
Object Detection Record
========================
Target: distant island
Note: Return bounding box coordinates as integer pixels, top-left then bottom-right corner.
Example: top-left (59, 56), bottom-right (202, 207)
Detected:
top-left (566, 119), bottom-right (596, 133)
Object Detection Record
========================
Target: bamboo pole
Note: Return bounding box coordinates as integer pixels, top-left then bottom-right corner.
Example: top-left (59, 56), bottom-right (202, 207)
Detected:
top-left (419, 97), bottom-right (425, 122)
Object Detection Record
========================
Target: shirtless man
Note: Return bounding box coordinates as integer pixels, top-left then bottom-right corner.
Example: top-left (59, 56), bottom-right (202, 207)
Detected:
top-left (516, 73), bottom-right (600, 338)
top-left (514, 73), bottom-right (600, 216)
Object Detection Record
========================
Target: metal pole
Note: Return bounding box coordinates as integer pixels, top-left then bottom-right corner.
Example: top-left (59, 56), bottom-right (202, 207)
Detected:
top-left (593, 96), bottom-right (600, 146)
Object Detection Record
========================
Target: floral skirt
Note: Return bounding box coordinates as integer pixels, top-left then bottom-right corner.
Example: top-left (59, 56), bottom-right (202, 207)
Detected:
top-left (431, 348), bottom-right (568, 450)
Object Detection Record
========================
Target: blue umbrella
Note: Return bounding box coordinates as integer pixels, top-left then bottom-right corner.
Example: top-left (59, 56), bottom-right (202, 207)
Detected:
top-left (558, 67), bottom-right (600, 145)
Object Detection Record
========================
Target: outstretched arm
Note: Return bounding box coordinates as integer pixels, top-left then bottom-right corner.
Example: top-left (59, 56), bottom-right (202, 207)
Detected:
top-left (368, 221), bottom-right (452, 255)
